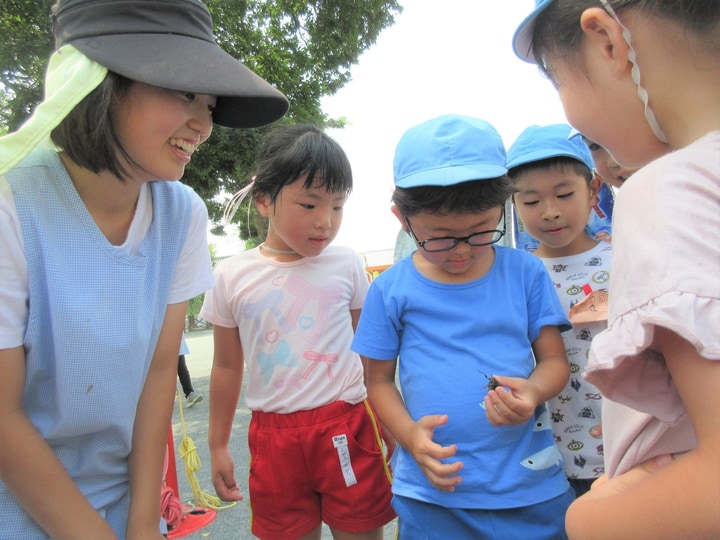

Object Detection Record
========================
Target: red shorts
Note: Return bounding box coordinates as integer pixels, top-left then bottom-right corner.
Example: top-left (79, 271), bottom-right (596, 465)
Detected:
top-left (248, 400), bottom-right (395, 540)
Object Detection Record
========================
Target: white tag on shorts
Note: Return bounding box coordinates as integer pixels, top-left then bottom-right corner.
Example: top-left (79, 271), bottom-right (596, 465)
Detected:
top-left (332, 434), bottom-right (358, 487)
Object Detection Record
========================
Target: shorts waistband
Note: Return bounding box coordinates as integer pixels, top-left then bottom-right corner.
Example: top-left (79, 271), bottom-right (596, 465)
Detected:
top-left (251, 400), bottom-right (362, 429)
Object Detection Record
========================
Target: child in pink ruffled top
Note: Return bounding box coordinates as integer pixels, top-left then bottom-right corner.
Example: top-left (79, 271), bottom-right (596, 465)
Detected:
top-left (513, 0), bottom-right (720, 538)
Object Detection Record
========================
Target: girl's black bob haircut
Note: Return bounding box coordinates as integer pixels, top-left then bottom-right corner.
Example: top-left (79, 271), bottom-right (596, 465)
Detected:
top-left (252, 124), bottom-right (352, 205)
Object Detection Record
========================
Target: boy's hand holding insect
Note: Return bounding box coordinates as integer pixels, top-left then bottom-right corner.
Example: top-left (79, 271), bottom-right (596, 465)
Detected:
top-left (406, 414), bottom-right (464, 492)
top-left (483, 375), bottom-right (543, 426)
top-left (484, 331), bottom-right (571, 426)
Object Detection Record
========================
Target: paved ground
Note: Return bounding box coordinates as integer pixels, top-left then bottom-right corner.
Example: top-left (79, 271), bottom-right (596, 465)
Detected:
top-left (169, 328), bottom-right (398, 539)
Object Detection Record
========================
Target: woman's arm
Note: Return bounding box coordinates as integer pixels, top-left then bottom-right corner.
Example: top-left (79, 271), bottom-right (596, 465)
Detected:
top-left (208, 323), bottom-right (245, 502)
top-left (566, 326), bottom-right (720, 538)
top-left (0, 345), bottom-right (117, 539)
top-left (126, 301), bottom-right (187, 539)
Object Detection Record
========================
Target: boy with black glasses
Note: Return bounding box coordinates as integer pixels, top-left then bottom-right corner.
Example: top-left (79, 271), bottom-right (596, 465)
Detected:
top-left (352, 114), bottom-right (575, 539)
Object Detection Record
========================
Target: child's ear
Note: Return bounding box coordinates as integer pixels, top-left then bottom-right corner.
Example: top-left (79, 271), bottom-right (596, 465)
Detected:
top-left (256, 194), bottom-right (272, 217)
top-left (390, 205), bottom-right (407, 230)
top-left (589, 173), bottom-right (603, 203)
top-left (579, 7), bottom-right (633, 78)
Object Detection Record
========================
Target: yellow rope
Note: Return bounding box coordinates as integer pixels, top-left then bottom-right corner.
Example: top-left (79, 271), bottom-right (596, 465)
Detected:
top-left (361, 399), bottom-right (399, 539)
top-left (175, 389), bottom-right (237, 511)
top-left (361, 399), bottom-right (393, 484)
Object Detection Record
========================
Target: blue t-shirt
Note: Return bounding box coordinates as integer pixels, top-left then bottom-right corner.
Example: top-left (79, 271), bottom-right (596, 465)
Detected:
top-left (352, 246), bottom-right (571, 509)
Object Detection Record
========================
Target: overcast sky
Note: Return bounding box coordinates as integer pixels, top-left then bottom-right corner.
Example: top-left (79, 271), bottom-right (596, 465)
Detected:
top-left (213, 1), bottom-right (569, 263)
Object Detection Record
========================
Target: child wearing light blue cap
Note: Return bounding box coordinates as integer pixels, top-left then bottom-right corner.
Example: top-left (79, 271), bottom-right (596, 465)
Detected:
top-left (513, 2), bottom-right (720, 539)
top-left (509, 124), bottom-right (614, 251)
top-left (508, 123), bottom-right (610, 498)
top-left (352, 114), bottom-right (575, 539)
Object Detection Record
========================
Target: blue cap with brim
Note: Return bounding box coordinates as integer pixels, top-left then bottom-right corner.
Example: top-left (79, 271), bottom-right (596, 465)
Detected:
top-left (393, 114), bottom-right (507, 188)
top-left (512, 0), bottom-right (554, 63)
top-left (506, 123), bottom-right (595, 171)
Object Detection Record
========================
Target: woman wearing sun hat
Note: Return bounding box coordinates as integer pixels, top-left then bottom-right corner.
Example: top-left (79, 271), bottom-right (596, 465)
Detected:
top-left (0, 1), bottom-right (287, 538)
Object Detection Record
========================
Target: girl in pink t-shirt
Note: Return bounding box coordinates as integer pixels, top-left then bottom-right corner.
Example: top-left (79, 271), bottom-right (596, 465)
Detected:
top-left (201, 124), bottom-right (394, 540)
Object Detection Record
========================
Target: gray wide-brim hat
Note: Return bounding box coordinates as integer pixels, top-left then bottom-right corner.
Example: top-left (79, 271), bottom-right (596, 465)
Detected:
top-left (53, 0), bottom-right (289, 128)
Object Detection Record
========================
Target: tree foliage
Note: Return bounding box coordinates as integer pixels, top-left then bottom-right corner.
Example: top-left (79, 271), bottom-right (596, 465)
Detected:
top-left (0, 1), bottom-right (54, 132)
top-left (0, 0), bottom-right (402, 244)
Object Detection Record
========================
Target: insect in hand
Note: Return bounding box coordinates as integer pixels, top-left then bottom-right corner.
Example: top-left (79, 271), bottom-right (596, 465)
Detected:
top-left (479, 370), bottom-right (499, 391)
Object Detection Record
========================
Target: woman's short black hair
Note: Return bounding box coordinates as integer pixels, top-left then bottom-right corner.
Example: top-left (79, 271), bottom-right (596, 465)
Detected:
top-left (51, 71), bottom-right (137, 181)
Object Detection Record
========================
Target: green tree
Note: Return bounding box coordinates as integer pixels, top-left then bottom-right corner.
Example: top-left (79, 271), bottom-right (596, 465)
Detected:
top-left (0, 1), bottom-right (54, 133)
top-left (185, 244), bottom-right (217, 331)
top-left (1, 0), bottom-right (402, 245)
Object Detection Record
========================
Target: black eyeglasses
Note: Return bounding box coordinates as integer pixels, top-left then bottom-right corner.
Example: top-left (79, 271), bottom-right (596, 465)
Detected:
top-left (404, 209), bottom-right (506, 253)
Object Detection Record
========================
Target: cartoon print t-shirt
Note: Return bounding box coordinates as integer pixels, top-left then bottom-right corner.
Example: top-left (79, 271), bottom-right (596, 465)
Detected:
top-left (540, 241), bottom-right (612, 480)
top-left (201, 245), bottom-right (368, 413)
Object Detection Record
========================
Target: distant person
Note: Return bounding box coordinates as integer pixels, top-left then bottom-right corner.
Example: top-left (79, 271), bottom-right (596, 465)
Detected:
top-left (392, 228), bottom-right (416, 263)
top-left (0, 0), bottom-right (287, 537)
top-left (582, 137), bottom-right (637, 189)
top-left (507, 123), bottom-right (609, 497)
top-left (352, 114), bottom-right (574, 539)
top-left (200, 124), bottom-right (395, 540)
top-left (514, 0), bottom-right (720, 537)
top-left (178, 336), bottom-right (203, 407)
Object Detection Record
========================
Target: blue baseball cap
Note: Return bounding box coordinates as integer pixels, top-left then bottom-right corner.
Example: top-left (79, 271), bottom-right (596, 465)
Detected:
top-left (506, 123), bottom-right (595, 171)
top-left (512, 0), bottom-right (554, 63)
top-left (393, 114), bottom-right (507, 188)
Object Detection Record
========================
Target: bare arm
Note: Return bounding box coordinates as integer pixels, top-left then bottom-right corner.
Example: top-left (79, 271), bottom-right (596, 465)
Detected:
top-left (365, 356), bottom-right (463, 491)
top-left (126, 301), bottom-right (187, 539)
top-left (566, 327), bottom-right (720, 538)
top-left (352, 309), bottom-right (396, 456)
top-left (208, 324), bottom-right (244, 502)
top-left (351, 309), bottom-right (367, 386)
top-left (485, 325), bottom-right (569, 426)
top-left (527, 324), bottom-right (571, 401)
top-left (350, 308), bottom-right (361, 333)
top-left (0, 346), bottom-right (116, 539)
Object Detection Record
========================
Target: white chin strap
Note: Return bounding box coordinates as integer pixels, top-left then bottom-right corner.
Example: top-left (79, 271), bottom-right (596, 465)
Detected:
top-left (599, 0), bottom-right (668, 143)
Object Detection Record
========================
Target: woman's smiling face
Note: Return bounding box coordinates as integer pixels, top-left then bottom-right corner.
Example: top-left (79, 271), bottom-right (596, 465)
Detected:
top-left (113, 82), bottom-right (215, 182)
